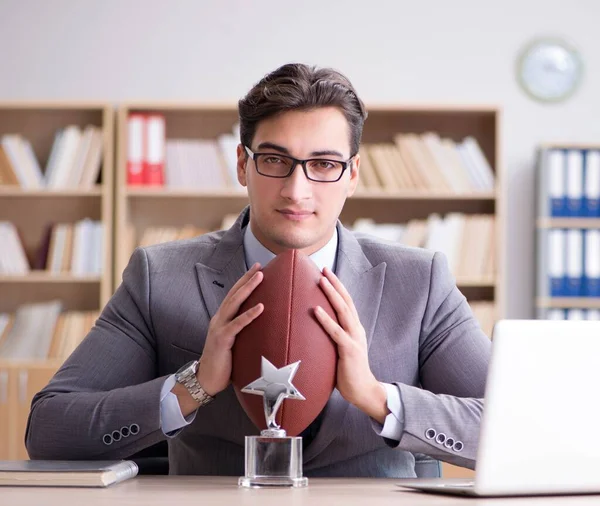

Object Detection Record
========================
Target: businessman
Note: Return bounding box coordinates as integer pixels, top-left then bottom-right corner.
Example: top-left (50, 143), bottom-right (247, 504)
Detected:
top-left (26, 63), bottom-right (491, 478)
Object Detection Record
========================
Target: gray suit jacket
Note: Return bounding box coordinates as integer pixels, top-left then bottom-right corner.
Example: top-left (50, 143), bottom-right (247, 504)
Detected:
top-left (26, 207), bottom-right (491, 478)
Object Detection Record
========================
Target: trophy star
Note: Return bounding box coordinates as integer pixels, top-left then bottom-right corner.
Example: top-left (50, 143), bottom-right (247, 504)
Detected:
top-left (241, 356), bottom-right (306, 401)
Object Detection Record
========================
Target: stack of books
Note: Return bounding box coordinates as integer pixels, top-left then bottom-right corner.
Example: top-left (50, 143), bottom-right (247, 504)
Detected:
top-left (352, 213), bottom-right (495, 280)
top-left (0, 126), bottom-right (103, 189)
top-left (357, 133), bottom-right (494, 192)
top-left (0, 301), bottom-right (99, 360)
top-left (126, 113), bottom-right (243, 191)
top-left (0, 220), bottom-right (103, 276)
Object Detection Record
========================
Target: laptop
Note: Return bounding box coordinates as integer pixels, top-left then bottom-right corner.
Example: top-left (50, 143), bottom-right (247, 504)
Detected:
top-left (397, 319), bottom-right (600, 497)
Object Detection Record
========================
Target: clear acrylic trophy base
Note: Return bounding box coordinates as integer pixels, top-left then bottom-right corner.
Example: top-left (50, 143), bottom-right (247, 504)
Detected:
top-left (238, 429), bottom-right (308, 488)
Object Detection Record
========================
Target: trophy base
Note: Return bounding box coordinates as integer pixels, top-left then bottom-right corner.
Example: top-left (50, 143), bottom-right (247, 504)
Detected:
top-left (238, 476), bottom-right (308, 488)
top-left (239, 432), bottom-right (308, 488)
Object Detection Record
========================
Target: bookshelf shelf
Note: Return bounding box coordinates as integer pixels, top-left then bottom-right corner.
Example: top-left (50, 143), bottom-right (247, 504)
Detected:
top-left (0, 187), bottom-right (102, 198)
top-left (537, 218), bottom-right (600, 229)
top-left (125, 188), bottom-right (247, 199)
top-left (456, 277), bottom-right (496, 287)
top-left (0, 273), bottom-right (102, 284)
top-left (124, 188), bottom-right (496, 201)
top-left (536, 298), bottom-right (600, 309)
top-left (351, 190), bottom-right (496, 201)
top-left (0, 102), bottom-right (114, 460)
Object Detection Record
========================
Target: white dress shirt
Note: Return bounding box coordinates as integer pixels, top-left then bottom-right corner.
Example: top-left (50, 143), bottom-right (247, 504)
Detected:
top-left (159, 225), bottom-right (405, 441)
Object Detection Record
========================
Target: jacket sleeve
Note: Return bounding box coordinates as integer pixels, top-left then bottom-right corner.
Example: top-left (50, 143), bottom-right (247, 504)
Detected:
top-left (25, 247), bottom-right (170, 460)
top-left (394, 251), bottom-right (492, 469)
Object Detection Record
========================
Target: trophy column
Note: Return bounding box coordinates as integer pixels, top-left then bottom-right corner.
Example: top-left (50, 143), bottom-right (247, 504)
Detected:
top-left (238, 357), bottom-right (309, 488)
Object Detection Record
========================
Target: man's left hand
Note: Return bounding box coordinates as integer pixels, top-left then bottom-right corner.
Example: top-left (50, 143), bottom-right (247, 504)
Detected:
top-left (314, 267), bottom-right (389, 424)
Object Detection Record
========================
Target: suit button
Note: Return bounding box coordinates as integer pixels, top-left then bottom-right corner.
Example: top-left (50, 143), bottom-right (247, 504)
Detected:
top-left (102, 434), bottom-right (113, 445)
top-left (112, 430), bottom-right (122, 442)
top-left (444, 437), bottom-right (455, 449)
top-left (130, 423), bottom-right (140, 435)
top-left (425, 428), bottom-right (436, 439)
top-left (121, 426), bottom-right (130, 438)
top-left (435, 433), bottom-right (446, 445)
top-left (453, 441), bottom-right (464, 452)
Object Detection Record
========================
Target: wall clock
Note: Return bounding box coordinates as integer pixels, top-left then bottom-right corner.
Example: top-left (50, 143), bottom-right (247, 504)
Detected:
top-left (516, 37), bottom-right (583, 103)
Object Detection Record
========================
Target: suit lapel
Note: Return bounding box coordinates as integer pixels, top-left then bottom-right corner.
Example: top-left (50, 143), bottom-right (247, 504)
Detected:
top-left (195, 208), bottom-right (250, 319)
top-left (304, 223), bottom-right (386, 464)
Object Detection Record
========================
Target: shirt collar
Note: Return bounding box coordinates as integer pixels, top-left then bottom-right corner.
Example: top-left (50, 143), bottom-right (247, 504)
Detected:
top-left (243, 224), bottom-right (338, 273)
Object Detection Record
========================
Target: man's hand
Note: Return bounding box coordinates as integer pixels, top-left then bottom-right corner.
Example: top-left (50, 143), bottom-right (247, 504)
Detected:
top-left (314, 267), bottom-right (389, 424)
top-left (173, 263), bottom-right (264, 416)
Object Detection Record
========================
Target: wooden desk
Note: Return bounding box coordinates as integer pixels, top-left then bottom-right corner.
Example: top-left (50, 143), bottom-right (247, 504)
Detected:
top-left (2, 476), bottom-right (600, 506)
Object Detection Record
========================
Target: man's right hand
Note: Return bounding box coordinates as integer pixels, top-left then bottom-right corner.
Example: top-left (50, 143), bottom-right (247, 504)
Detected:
top-left (173, 263), bottom-right (264, 416)
top-left (196, 262), bottom-right (264, 396)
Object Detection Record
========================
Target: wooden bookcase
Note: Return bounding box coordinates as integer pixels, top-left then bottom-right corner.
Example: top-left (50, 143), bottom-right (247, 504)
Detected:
top-left (535, 143), bottom-right (600, 317)
top-left (115, 104), bottom-right (504, 306)
top-left (0, 102), bottom-right (114, 459)
top-left (114, 103), bottom-right (503, 478)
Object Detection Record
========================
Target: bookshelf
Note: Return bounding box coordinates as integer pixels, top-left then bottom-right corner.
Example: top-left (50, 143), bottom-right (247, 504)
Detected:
top-left (535, 143), bottom-right (600, 320)
top-left (115, 103), bottom-right (503, 479)
top-left (0, 102), bottom-right (114, 459)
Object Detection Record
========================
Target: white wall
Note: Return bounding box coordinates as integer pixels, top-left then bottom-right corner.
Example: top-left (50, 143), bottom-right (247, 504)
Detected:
top-left (2, 0), bottom-right (600, 318)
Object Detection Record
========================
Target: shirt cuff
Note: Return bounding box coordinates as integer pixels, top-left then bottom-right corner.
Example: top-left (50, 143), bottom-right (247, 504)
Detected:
top-left (370, 382), bottom-right (405, 442)
top-left (160, 374), bottom-right (198, 436)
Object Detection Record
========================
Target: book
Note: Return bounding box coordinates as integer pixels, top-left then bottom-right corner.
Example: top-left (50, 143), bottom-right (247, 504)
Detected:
top-left (0, 460), bottom-right (138, 488)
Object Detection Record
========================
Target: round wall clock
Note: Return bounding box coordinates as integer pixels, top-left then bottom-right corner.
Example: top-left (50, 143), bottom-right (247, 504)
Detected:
top-left (516, 37), bottom-right (583, 103)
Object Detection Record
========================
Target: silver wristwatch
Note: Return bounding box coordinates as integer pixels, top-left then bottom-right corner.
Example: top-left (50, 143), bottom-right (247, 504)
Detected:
top-left (174, 360), bottom-right (214, 407)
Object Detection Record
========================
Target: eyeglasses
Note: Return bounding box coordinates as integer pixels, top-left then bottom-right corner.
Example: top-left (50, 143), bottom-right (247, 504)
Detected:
top-left (244, 146), bottom-right (354, 183)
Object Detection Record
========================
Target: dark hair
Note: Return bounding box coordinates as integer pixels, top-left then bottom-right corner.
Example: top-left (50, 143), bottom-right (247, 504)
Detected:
top-left (238, 63), bottom-right (368, 157)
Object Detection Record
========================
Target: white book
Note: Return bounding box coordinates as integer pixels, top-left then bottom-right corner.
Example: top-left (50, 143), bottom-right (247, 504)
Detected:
top-left (1, 135), bottom-right (39, 188)
top-left (584, 150), bottom-right (600, 216)
top-left (566, 228), bottom-right (583, 295)
top-left (546, 309), bottom-right (565, 320)
top-left (456, 143), bottom-right (486, 190)
top-left (584, 229), bottom-right (600, 295)
top-left (586, 309), bottom-right (600, 320)
top-left (566, 149), bottom-right (584, 216)
top-left (442, 213), bottom-right (466, 275)
top-left (71, 219), bottom-right (91, 275)
top-left (547, 229), bottom-right (565, 296)
top-left (67, 125), bottom-right (95, 188)
top-left (462, 137), bottom-right (495, 190)
top-left (424, 214), bottom-right (444, 252)
top-left (4, 222), bottom-right (29, 274)
top-left (567, 309), bottom-right (586, 321)
top-left (48, 225), bottom-right (67, 273)
top-left (547, 149), bottom-right (566, 217)
top-left (49, 126), bottom-right (82, 188)
top-left (44, 129), bottom-right (65, 187)
top-left (421, 133), bottom-right (468, 192)
top-left (79, 128), bottom-right (103, 188)
top-left (0, 300), bottom-right (62, 359)
top-left (92, 222), bottom-right (103, 274)
top-left (21, 139), bottom-right (45, 187)
top-left (0, 225), bottom-right (9, 272)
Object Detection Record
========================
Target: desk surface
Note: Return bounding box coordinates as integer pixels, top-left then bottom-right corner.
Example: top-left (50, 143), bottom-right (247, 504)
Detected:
top-left (2, 476), bottom-right (599, 506)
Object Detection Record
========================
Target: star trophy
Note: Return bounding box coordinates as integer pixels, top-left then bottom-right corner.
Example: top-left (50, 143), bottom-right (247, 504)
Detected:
top-left (238, 356), bottom-right (309, 488)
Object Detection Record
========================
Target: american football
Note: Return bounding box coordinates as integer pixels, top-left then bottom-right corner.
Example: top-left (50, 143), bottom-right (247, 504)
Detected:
top-left (231, 249), bottom-right (338, 436)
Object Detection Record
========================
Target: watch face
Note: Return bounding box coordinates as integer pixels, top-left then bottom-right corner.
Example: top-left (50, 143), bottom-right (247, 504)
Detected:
top-left (177, 360), bottom-right (198, 378)
top-left (517, 37), bottom-right (583, 103)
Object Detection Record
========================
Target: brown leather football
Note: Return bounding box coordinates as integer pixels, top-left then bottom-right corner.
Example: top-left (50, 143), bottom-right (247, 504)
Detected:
top-left (231, 249), bottom-right (338, 436)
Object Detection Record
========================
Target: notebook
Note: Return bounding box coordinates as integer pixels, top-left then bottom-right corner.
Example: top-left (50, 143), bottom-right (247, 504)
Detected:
top-left (0, 460), bottom-right (138, 487)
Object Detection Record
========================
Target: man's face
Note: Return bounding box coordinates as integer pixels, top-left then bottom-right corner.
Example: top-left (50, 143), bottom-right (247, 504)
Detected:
top-left (236, 107), bottom-right (360, 255)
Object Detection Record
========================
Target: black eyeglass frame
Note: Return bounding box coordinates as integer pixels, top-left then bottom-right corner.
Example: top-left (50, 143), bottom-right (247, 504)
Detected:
top-left (244, 145), bottom-right (355, 183)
